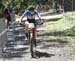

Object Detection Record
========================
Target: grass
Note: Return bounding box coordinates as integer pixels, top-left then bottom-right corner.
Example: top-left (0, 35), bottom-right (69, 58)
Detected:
top-left (42, 12), bottom-right (75, 56)
top-left (43, 17), bottom-right (74, 31)
top-left (41, 12), bottom-right (75, 43)
top-left (38, 12), bottom-right (75, 58)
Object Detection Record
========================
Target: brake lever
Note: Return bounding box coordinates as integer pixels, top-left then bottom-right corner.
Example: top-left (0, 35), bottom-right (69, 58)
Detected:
top-left (19, 23), bottom-right (25, 27)
top-left (38, 21), bottom-right (43, 25)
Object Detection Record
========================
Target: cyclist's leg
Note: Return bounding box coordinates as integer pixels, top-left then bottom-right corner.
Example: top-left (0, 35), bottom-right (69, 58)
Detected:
top-left (7, 16), bottom-right (11, 28)
top-left (7, 19), bottom-right (9, 28)
top-left (33, 27), bottom-right (37, 47)
top-left (24, 21), bottom-right (29, 39)
top-left (7, 20), bottom-right (10, 28)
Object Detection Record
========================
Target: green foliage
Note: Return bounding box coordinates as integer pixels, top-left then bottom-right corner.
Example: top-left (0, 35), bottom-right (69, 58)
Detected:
top-left (64, 27), bottom-right (75, 36)
top-left (0, 0), bottom-right (38, 18)
top-left (28, 0), bottom-right (38, 6)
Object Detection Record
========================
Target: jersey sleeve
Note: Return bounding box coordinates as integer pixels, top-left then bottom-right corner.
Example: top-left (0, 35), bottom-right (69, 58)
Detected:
top-left (35, 10), bottom-right (40, 17)
top-left (23, 10), bottom-right (28, 16)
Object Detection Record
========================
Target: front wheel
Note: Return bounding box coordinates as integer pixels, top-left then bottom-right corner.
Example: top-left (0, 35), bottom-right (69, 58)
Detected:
top-left (29, 32), bottom-right (34, 58)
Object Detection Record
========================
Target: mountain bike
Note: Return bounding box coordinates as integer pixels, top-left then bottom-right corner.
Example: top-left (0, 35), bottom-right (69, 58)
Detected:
top-left (20, 20), bottom-right (44, 58)
top-left (26, 23), bottom-right (36, 58)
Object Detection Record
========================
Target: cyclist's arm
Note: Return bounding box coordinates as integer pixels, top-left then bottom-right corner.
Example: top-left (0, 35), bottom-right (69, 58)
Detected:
top-left (37, 15), bottom-right (41, 21)
top-left (20, 11), bottom-right (27, 23)
top-left (36, 11), bottom-right (44, 24)
top-left (36, 12), bottom-right (41, 21)
top-left (21, 15), bottom-right (25, 22)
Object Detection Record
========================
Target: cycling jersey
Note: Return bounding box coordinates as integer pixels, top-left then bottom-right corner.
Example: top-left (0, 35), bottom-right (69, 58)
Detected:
top-left (23, 10), bottom-right (40, 24)
top-left (23, 10), bottom-right (40, 19)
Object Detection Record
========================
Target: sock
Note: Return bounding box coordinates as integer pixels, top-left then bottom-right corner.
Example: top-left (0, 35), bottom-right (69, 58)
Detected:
top-left (25, 33), bottom-right (28, 39)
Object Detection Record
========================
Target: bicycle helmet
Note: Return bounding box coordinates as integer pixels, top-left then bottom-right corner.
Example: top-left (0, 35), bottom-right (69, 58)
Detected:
top-left (28, 6), bottom-right (35, 11)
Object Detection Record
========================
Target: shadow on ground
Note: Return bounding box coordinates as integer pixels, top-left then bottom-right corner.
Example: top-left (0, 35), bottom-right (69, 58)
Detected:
top-left (2, 51), bottom-right (29, 60)
top-left (37, 38), bottom-right (69, 49)
top-left (45, 39), bottom-right (69, 43)
top-left (1, 46), bottom-right (29, 59)
top-left (38, 26), bottom-right (75, 36)
top-left (46, 18), bottom-right (62, 22)
top-left (33, 50), bottom-right (55, 58)
top-left (38, 31), bottom-right (65, 36)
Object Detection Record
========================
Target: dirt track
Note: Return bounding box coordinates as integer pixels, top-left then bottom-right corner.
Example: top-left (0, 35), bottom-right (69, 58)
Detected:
top-left (0, 12), bottom-right (75, 61)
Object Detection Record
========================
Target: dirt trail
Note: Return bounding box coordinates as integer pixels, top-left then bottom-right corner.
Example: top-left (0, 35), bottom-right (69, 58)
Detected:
top-left (1, 12), bottom-right (75, 61)
top-left (22, 13), bottom-right (75, 61)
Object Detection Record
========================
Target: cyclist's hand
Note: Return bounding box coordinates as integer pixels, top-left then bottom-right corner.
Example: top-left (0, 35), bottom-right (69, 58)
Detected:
top-left (19, 20), bottom-right (22, 25)
top-left (19, 20), bottom-right (21, 23)
top-left (19, 22), bottom-right (22, 26)
top-left (40, 20), bottom-right (43, 25)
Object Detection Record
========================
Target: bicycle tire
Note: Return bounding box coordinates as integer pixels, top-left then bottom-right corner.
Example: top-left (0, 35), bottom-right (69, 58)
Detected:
top-left (29, 31), bottom-right (34, 57)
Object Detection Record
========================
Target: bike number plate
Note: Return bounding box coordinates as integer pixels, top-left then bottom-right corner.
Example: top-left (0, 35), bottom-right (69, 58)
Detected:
top-left (29, 23), bottom-right (35, 28)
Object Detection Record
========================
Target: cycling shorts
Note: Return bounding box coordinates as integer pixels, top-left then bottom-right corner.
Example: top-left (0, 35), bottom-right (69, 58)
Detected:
top-left (27, 19), bottom-right (36, 26)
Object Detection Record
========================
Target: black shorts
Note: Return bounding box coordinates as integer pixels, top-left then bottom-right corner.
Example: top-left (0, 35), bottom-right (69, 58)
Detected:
top-left (6, 16), bottom-right (11, 21)
top-left (27, 19), bottom-right (36, 26)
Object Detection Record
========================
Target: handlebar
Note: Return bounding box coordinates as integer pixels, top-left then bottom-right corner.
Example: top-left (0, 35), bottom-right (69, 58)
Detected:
top-left (19, 19), bottom-right (44, 26)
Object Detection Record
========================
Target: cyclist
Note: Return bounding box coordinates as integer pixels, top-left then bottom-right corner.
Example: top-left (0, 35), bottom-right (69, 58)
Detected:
top-left (4, 6), bottom-right (12, 28)
top-left (20, 6), bottom-right (41, 47)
